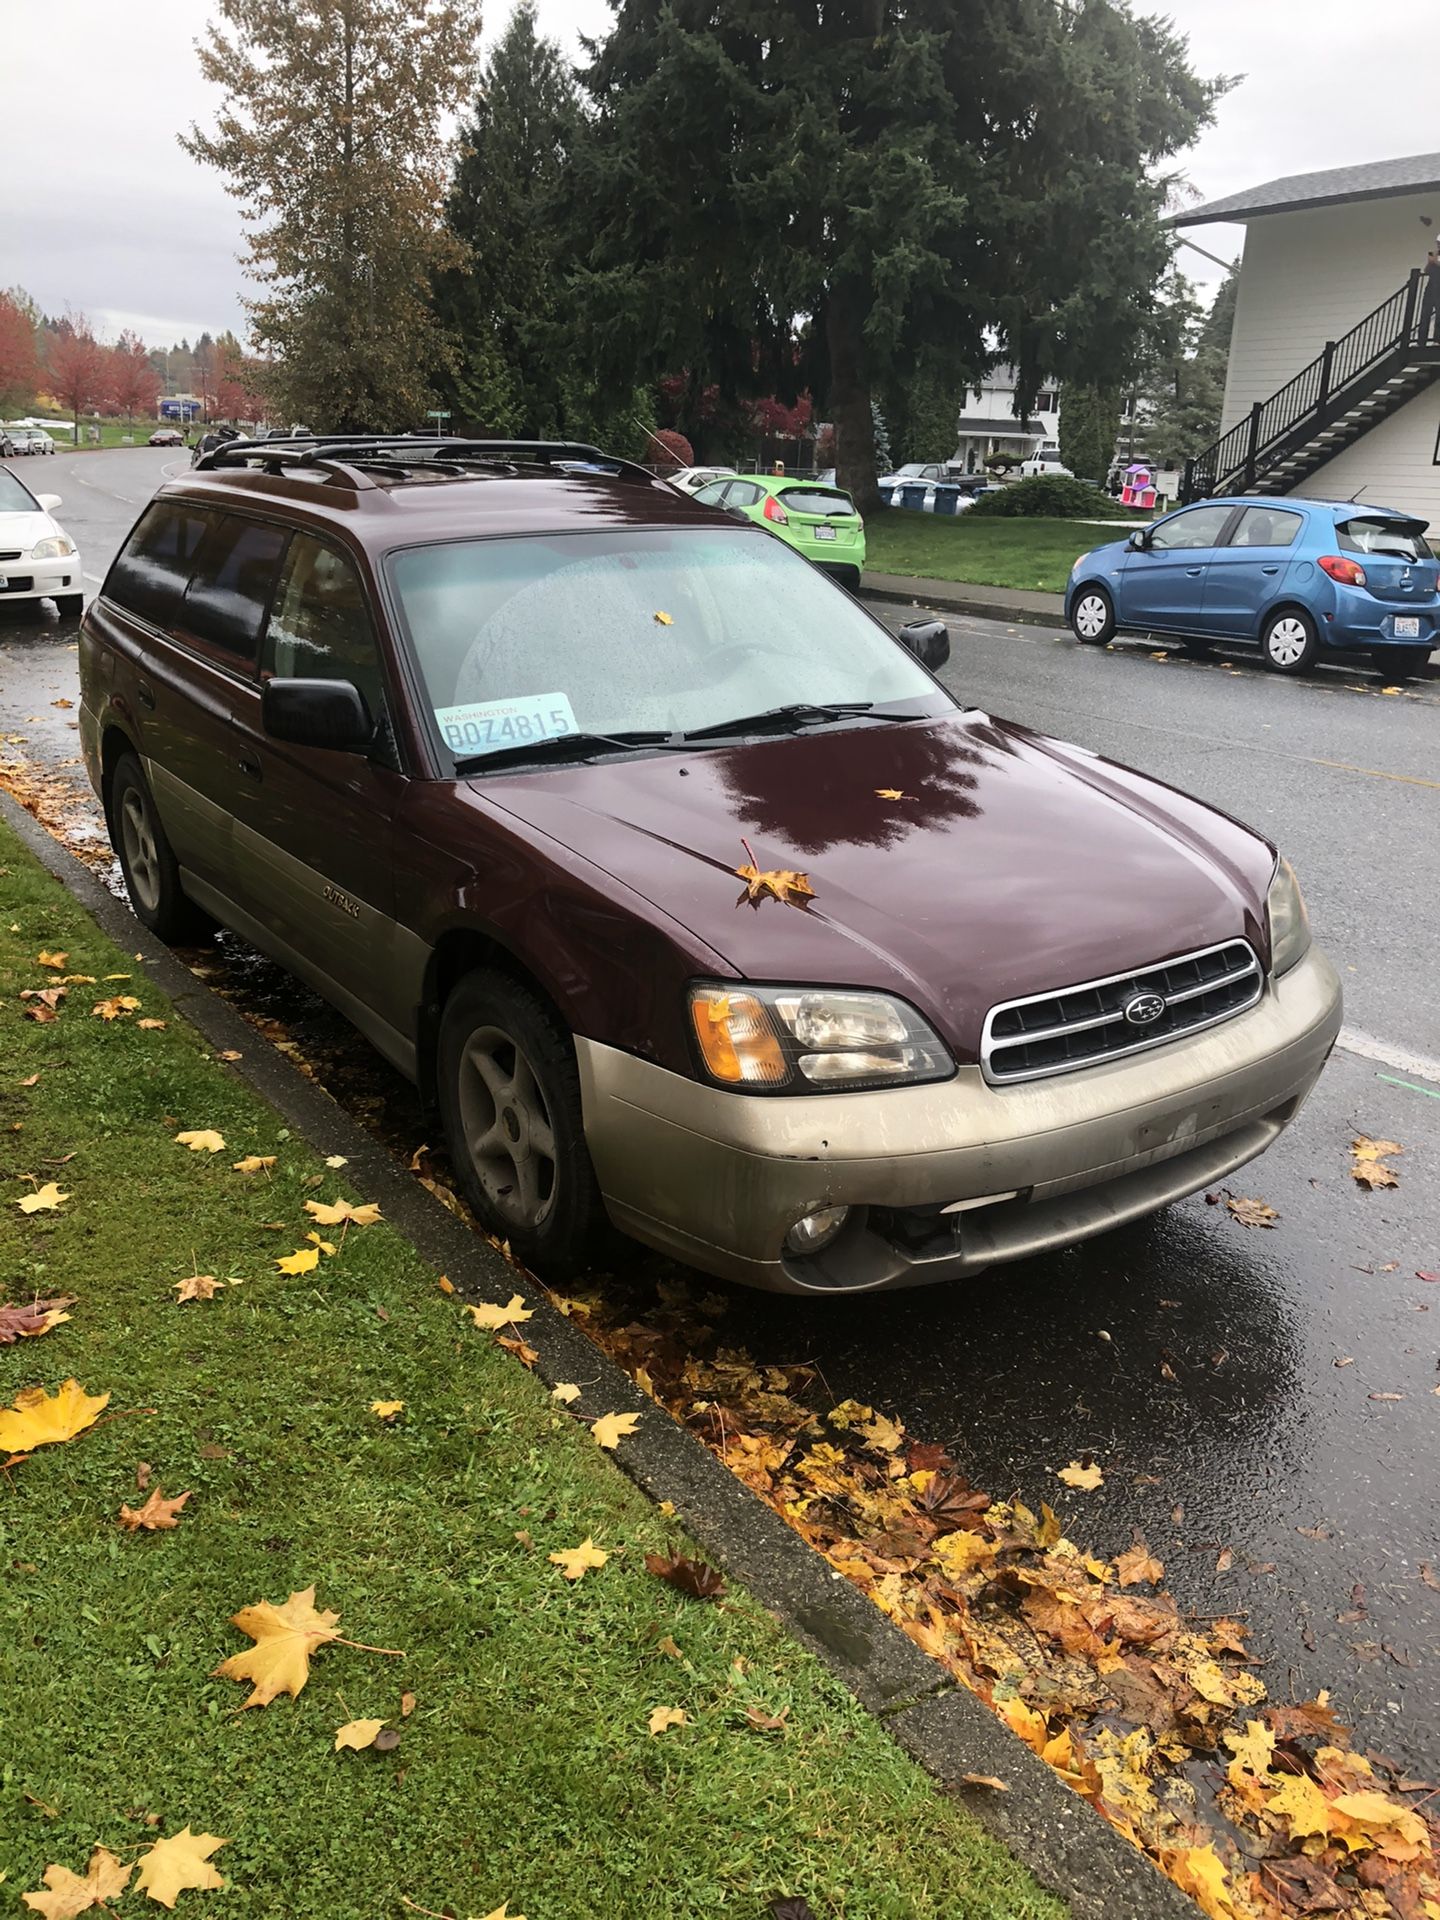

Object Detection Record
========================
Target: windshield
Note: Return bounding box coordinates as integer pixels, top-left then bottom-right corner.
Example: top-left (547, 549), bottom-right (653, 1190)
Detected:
top-left (1337, 517), bottom-right (1433, 562)
top-left (0, 467), bottom-right (39, 513)
top-left (388, 527), bottom-right (946, 769)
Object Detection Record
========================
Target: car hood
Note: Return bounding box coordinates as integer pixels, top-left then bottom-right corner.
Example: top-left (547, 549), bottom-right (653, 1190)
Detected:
top-left (0, 509), bottom-right (58, 547)
top-left (472, 715), bottom-right (1274, 1062)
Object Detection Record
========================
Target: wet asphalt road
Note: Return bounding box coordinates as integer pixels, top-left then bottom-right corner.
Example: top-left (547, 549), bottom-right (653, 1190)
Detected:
top-left (3, 447), bottom-right (1440, 1772)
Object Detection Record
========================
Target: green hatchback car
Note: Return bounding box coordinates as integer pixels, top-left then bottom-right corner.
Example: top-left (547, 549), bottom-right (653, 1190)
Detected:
top-left (692, 472), bottom-right (866, 589)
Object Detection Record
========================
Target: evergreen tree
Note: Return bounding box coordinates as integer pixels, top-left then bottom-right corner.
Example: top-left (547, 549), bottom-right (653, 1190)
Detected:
top-left (1059, 385), bottom-right (1122, 482)
top-left (433, 2), bottom-right (587, 436)
top-left (885, 360), bottom-right (960, 468)
top-left (575, 1), bottom-right (1220, 511)
top-left (1134, 264), bottom-right (1237, 469)
top-left (183, 0), bottom-right (483, 430)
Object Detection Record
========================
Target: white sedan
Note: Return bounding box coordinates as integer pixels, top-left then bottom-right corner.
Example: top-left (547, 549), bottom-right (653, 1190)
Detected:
top-left (667, 465), bottom-right (737, 493)
top-left (0, 466), bottom-right (84, 615)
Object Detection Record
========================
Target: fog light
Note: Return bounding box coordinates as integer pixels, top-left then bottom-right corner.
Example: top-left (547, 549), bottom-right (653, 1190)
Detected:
top-left (784, 1205), bottom-right (850, 1256)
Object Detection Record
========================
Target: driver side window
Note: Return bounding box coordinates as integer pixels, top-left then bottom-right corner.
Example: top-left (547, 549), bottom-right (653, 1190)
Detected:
top-left (263, 534), bottom-right (383, 714)
top-left (1147, 505), bottom-right (1235, 551)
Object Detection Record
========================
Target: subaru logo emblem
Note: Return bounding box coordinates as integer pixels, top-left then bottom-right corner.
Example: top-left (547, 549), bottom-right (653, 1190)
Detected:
top-left (1124, 991), bottom-right (1166, 1027)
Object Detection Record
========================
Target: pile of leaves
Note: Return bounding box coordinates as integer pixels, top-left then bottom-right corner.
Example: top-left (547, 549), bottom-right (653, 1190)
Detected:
top-left (561, 1279), bottom-right (1439, 1920)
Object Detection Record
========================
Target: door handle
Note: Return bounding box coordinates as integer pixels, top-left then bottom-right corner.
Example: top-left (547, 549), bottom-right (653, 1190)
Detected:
top-left (1261, 566), bottom-right (1280, 575)
top-left (1185, 566), bottom-right (1204, 575)
top-left (237, 754), bottom-right (261, 780)
top-left (136, 682), bottom-right (155, 710)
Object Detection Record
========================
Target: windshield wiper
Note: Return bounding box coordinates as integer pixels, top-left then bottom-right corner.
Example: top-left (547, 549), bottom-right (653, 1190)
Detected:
top-left (679, 700), bottom-right (922, 742)
top-left (454, 728), bottom-right (681, 773)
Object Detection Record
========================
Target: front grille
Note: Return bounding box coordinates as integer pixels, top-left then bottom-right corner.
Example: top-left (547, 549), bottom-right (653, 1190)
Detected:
top-left (982, 940), bottom-right (1262, 1084)
top-left (0, 575), bottom-right (35, 593)
top-left (0, 550), bottom-right (22, 562)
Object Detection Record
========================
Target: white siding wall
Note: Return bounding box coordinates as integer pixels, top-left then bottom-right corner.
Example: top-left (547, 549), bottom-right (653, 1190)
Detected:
top-left (1220, 191), bottom-right (1440, 524)
top-left (1304, 389), bottom-right (1440, 528)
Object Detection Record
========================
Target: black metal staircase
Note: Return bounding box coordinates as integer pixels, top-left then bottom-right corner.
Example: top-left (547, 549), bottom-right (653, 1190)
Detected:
top-left (1181, 268), bottom-right (1440, 503)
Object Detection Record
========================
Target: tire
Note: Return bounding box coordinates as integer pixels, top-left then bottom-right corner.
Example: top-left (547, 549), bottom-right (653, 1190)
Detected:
top-left (1373, 646), bottom-right (1432, 682)
top-left (53, 593), bottom-right (84, 617)
top-left (437, 968), bottom-right (608, 1279)
top-left (107, 753), bottom-right (214, 942)
top-left (1261, 607), bottom-right (1318, 674)
top-left (1070, 585), bottom-right (1115, 645)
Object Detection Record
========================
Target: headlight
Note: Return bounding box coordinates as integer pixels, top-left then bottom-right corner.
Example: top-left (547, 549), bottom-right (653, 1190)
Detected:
top-left (1266, 857), bottom-right (1311, 975)
top-left (31, 536), bottom-right (75, 559)
top-left (689, 984), bottom-right (953, 1092)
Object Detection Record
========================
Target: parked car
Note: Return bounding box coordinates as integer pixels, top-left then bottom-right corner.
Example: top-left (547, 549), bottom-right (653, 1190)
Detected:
top-left (77, 434), bottom-right (1340, 1294)
top-left (0, 464), bottom-right (84, 615)
top-left (191, 426), bottom-right (241, 467)
top-left (691, 471), bottom-right (865, 589)
top-left (667, 465), bottom-right (737, 494)
top-left (879, 461), bottom-right (949, 490)
top-left (1065, 495), bottom-right (1439, 678)
top-left (0, 428), bottom-right (16, 459)
top-left (7, 425), bottom-right (55, 455)
top-left (1019, 444), bottom-right (1072, 478)
top-left (149, 428), bottom-right (186, 448)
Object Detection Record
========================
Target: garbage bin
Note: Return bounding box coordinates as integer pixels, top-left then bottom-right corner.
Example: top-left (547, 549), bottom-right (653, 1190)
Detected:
top-left (932, 483), bottom-right (962, 516)
top-left (877, 481), bottom-right (896, 507)
top-left (898, 481), bottom-right (929, 511)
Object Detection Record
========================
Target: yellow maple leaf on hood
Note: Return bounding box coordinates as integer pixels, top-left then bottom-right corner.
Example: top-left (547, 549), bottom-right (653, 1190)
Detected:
top-left (212, 1585), bottom-right (343, 1707)
top-left (0, 1379), bottom-right (109, 1454)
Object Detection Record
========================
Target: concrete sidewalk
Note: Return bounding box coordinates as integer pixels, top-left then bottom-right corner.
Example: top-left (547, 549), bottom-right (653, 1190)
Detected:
top-left (862, 569), bottom-right (1066, 627)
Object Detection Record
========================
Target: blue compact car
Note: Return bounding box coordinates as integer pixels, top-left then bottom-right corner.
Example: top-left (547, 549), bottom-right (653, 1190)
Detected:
top-left (1065, 496), bottom-right (1439, 677)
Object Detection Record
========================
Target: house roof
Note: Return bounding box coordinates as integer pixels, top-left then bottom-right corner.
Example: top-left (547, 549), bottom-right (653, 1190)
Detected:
top-left (1172, 151), bottom-right (1440, 228)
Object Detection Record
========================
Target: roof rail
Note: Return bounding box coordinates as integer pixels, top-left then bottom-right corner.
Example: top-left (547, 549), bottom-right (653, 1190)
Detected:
top-left (195, 433), bottom-right (663, 489)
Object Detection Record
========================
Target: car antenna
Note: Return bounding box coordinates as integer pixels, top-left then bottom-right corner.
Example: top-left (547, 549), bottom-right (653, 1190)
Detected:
top-left (1348, 484), bottom-right (1368, 503)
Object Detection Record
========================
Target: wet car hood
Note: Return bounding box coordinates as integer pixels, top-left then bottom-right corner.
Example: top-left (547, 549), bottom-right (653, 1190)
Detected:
top-left (0, 509), bottom-right (59, 547)
top-left (472, 714), bottom-right (1275, 1060)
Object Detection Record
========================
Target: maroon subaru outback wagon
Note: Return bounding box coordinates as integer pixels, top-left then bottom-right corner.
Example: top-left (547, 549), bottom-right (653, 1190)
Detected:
top-left (78, 436), bottom-right (1341, 1293)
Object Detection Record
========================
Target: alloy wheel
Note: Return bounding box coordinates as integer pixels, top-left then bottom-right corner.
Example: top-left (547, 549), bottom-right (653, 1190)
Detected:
top-left (456, 1024), bottom-right (558, 1229)
top-left (119, 788), bottom-right (162, 915)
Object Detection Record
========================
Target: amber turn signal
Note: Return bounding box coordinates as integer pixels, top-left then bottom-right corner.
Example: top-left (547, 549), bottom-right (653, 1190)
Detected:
top-left (690, 990), bottom-right (790, 1085)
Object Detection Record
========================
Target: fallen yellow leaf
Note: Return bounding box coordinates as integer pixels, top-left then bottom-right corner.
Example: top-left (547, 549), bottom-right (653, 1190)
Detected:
top-left (91, 995), bottom-right (140, 1020)
top-left (15, 1182), bottom-right (69, 1215)
top-left (213, 1586), bottom-right (343, 1707)
top-left (653, 609), bottom-right (673, 625)
top-left (132, 1828), bottom-right (228, 1909)
top-left (334, 1716), bottom-right (384, 1752)
top-left (174, 1129), bottom-right (225, 1154)
top-left (275, 1246), bottom-right (321, 1276)
top-left (551, 1383), bottom-right (582, 1404)
top-left (1115, 1541), bottom-right (1164, 1587)
top-left (0, 1379), bottom-right (110, 1453)
top-left (464, 1294), bottom-right (533, 1330)
top-left (874, 787), bottom-right (906, 801)
top-left (734, 855), bottom-right (816, 910)
top-left (305, 1231), bottom-right (337, 1255)
top-left (304, 1196), bottom-right (383, 1227)
top-left (592, 1411), bottom-right (641, 1450)
top-left (21, 1844), bottom-right (130, 1917)
top-left (324, 1154), bottom-right (348, 1168)
top-left (1057, 1459), bottom-right (1103, 1491)
top-left (436, 1275), bottom-right (455, 1295)
top-left (1161, 1842), bottom-right (1244, 1920)
top-left (232, 1155), bottom-right (276, 1175)
top-left (36, 950), bottom-right (68, 970)
top-left (137, 1018), bottom-right (167, 1031)
top-left (173, 1273), bottom-right (224, 1302)
top-left (648, 1705), bottom-right (687, 1735)
top-left (119, 1487), bottom-right (192, 1532)
top-left (370, 1400), bottom-right (404, 1421)
top-left (1329, 1787), bottom-right (1430, 1859)
top-left (549, 1537), bottom-right (608, 1581)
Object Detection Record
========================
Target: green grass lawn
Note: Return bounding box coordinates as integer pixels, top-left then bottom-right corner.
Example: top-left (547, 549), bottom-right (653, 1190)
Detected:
top-left (0, 818), bottom-right (1062, 1920)
top-left (39, 419), bottom-right (175, 451)
top-left (865, 509), bottom-right (1140, 595)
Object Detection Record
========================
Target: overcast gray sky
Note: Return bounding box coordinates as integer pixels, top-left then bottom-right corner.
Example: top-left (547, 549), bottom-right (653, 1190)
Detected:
top-left (8, 0), bottom-right (1434, 347)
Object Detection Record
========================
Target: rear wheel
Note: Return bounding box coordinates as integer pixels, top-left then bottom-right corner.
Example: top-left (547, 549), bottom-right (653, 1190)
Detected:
top-left (1070, 586), bottom-right (1115, 645)
top-left (437, 969), bottom-right (608, 1279)
top-left (108, 754), bottom-right (214, 942)
top-left (1373, 646), bottom-right (1432, 682)
top-left (1261, 608), bottom-right (1318, 674)
top-left (53, 593), bottom-right (83, 617)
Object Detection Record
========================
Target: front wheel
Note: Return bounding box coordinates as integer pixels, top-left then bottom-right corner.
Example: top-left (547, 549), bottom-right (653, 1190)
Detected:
top-left (1373, 646), bottom-right (1432, 682)
top-left (437, 969), bottom-right (608, 1279)
top-left (1261, 608), bottom-right (1318, 674)
top-left (53, 593), bottom-right (84, 617)
top-left (108, 753), bottom-right (214, 942)
top-left (1070, 586), bottom-right (1115, 645)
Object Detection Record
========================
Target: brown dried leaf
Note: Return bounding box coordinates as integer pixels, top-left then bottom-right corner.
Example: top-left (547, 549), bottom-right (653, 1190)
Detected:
top-left (119, 1487), bottom-right (192, 1532)
top-left (644, 1551), bottom-right (726, 1601)
top-left (1115, 1539), bottom-right (1164, 1587)
top-left (0, 1294), bottom-right (74, 1343)
top-left (1351, 1136), bottom-right (1402, 1190)
top-left (1226, 1194), bottom-right (1278, 1228)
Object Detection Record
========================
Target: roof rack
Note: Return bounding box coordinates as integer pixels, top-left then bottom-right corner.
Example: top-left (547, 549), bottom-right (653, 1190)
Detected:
top-left (195, 434), bottom-right (663, 490)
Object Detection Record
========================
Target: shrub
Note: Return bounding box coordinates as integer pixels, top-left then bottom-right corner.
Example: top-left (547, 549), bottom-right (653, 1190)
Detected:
top-left (967, 473), bottom-right (1107, 518)
top-left (651, 427), bottom-right (693, 471)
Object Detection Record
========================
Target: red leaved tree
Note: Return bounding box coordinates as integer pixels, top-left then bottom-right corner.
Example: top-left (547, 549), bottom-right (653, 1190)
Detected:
top-left (0, 294), bottom-right (41, 414)
top-left (106, 331), bottom-right (162, 425)
top-left (650, 428), bottom-right (694, 472)
top-left (46, 318), bottom-right (108, 442)
top-left (213, 338), bottom-right (266, 422)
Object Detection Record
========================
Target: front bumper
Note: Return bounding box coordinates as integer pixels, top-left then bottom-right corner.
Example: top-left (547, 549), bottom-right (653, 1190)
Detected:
top-left (577, 945), bottom-right (1342, 1294)
top-left (0, 552), bottom-right (82, 604)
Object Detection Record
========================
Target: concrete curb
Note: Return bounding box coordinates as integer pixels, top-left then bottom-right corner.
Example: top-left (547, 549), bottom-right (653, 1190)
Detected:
top-left (862, 576), bottom-right (1066, 630)
top-left (1, 786), bottom-right (1199, 1920)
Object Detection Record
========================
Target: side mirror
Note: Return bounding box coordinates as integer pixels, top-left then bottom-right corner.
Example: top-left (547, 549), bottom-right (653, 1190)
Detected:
top-left (1127, 529), bottom-right (1151, 551)
top-left (262, 677), bottom-right (372, 751)
top-left (899, 617), bottom-right (950, 670)
top-left (36, 493), bottom-right (62, 511)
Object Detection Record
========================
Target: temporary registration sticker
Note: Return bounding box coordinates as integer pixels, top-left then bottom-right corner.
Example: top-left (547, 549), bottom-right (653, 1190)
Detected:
top-left (435, 691), bottom-right (579, 758)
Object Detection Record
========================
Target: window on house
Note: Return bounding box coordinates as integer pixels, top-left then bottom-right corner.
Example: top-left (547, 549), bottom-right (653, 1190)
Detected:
top-left (1035, 391), bottom-right (1056, 413)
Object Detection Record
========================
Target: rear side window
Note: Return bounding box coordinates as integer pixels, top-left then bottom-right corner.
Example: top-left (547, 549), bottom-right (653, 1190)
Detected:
top-left (727, 482), bottom-right (763, 507)
top-left (105, 502), bottom-right (211, 626)
top-left (1337, 518), bottom-right (1434, 561)
top-left (780, 488), bottom-right (855, 518)
top-left (1231, 507), bottom-right (1303, 549)
top-left (178, 514), bottom-right (289, 663)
